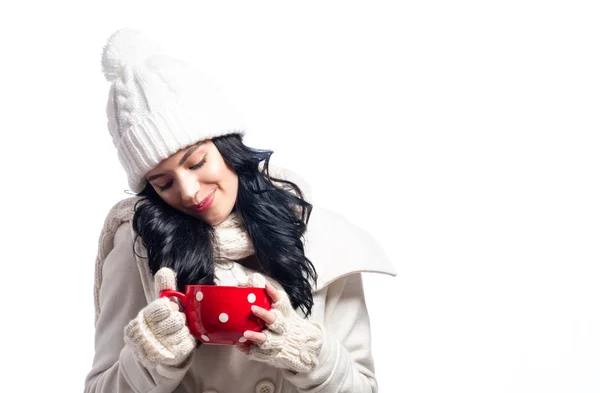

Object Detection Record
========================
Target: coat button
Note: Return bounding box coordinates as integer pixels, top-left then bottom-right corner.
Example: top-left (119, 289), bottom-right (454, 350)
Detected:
top-left (254, 379), bottom-right (276, 393)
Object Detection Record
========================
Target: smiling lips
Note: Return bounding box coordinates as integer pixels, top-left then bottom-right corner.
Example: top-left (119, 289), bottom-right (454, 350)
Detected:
top-left (191, 190), bottom-right (216, 212)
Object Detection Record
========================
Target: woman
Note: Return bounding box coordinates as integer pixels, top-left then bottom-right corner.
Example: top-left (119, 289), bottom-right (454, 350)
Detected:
top-left (85, 28), bottom-right (396, 393)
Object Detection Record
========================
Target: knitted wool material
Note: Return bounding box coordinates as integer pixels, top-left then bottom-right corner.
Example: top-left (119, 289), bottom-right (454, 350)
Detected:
top-left (101, 28), bottom-right (246, 193)
top-left (248, 289), bottom-right (324, 373)
top-left (94, 196), bottom-right (140, 324)
top-left (124, 268), bottom-right (196, 368)
top-left (212, 208), bottom-right (254, 262)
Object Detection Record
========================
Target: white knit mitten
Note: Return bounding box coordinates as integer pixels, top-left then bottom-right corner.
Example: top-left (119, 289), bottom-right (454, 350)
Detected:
top-left (248, 289), bottom-right (323, 373)
top-left (124, 267), bottom-right (196, 368)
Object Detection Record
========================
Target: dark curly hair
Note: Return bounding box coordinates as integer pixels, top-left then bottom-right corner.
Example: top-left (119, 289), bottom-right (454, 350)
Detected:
top-left (131, 133), bottom-right (318, 317)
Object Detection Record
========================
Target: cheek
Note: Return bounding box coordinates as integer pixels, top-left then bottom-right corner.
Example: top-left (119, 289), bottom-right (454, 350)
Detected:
top-left (224, 171), bottom-right (239, 193)
top-left (213, 164), bottom-right (238, 196)
top-left (204, 160), bottom-right (236, 186)
top-left (161, 194), bottom-right (180, 209)
top-left (204, 160), bottom-right (224, 180)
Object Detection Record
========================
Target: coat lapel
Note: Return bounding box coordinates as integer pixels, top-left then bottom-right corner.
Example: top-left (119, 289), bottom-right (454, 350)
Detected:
top-left (268, 164), bottom-right (397, 291)
top-left (304, 205), bottom-right (397, 292)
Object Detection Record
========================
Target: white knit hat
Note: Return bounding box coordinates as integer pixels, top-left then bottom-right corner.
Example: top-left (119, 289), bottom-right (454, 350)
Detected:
top-left (101, 28), bottom-right (246, 193)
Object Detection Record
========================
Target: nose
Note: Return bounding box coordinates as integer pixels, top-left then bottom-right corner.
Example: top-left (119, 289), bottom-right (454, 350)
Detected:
top-left (178, 173), bottom-right (201, 205)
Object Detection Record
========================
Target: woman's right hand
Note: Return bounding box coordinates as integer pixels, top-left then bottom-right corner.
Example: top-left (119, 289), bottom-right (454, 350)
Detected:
top-left (124, 267), bottom-right (196, 368)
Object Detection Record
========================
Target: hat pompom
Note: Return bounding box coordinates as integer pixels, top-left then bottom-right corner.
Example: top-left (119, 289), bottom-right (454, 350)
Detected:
top-left (101, 28), bottom-right (161, 82)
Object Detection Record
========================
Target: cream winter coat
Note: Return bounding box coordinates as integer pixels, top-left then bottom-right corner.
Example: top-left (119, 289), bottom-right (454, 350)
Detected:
top-left (84, 169), bottom-right (397, 393)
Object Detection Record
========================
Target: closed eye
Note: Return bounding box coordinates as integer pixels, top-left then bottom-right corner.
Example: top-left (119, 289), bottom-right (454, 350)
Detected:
top-left (157, 156), bottom-right (207, 191)
top-left (190, 156), bottom-right (207, 170)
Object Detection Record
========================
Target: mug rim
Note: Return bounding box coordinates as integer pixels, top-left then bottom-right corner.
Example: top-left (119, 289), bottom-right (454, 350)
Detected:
top-left (183, 284), bottom-right (267, 291)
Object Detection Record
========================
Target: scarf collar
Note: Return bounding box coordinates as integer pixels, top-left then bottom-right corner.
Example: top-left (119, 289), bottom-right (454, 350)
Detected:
top-left (212, 210), bottom-right (255, 261)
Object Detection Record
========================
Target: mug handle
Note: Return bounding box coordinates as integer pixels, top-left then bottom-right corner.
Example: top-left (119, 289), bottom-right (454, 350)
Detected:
top-left (160, 290), bottom-right (187, 310)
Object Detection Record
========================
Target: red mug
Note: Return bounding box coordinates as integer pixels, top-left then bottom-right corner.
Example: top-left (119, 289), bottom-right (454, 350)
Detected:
top-left (160, 285), bottom-right (272, 346)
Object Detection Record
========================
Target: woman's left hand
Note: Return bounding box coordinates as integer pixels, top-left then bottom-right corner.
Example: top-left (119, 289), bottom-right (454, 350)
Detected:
top-left (237, 277), bottom-right (324, 373)
top-left (242, 280), bottom-right (280, 345)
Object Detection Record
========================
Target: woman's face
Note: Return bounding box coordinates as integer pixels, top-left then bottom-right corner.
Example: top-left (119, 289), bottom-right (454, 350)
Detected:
top-left (144, 139), bottom-right (238, 226)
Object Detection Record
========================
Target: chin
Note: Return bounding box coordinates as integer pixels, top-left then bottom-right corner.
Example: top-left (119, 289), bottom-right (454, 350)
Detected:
top-left (202, 206), bottom-right (235, 226)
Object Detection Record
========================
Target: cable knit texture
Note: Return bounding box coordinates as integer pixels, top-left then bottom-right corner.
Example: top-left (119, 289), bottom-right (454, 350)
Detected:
top-left (248, 288), bottom-right (324, 373)
top-left (212, 209), bottom-right (255, 262)
top-left (123, 267), bottom-right (196, 368)
top-left (94, 196), bottom-right (140, 323)
top-left (101, 28), bottom-right (246, 193)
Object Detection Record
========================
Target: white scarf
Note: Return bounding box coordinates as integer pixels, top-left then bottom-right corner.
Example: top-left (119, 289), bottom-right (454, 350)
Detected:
top-left (212, 210), bottom-right (255, 261)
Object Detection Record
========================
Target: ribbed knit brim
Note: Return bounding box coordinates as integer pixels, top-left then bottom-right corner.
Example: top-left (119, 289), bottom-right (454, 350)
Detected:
top-left (116, 105), bottom-right (245, 193)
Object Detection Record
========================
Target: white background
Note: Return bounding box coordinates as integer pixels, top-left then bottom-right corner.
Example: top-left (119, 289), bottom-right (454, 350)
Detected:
top-left (1, 1), bottom-right (599, 392)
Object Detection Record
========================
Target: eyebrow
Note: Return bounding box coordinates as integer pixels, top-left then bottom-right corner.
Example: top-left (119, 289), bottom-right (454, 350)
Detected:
top-left (146, 141), bottom-right (206, 181)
